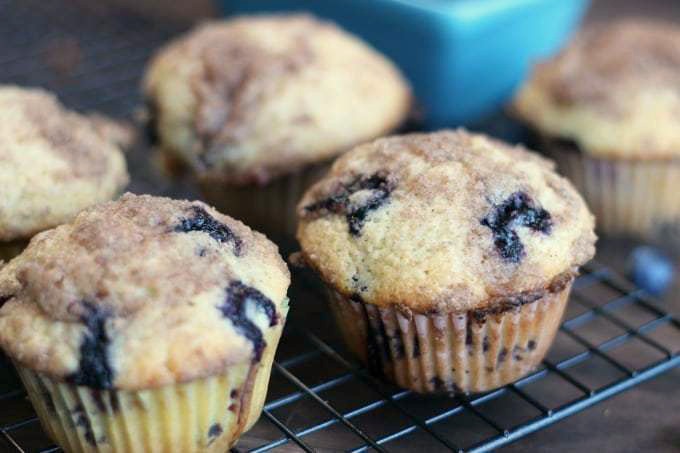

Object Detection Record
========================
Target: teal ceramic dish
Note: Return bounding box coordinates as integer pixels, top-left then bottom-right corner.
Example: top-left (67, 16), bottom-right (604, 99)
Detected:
top-left (219, 0), bottom-right (589, 128)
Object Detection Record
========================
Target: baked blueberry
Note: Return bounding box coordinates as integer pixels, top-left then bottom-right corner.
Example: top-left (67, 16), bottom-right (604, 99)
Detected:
top-left (73, 404), bottom-right (99, 446)
top-left (481, 191), bottom-right (552, 263)
top-left (303, 172), bottom-right (394, 236)
top-left (67, 302), bottom-right (114, 390)
top-left (175, 205), bottom-right (243, 255)
top-left (208, 423), bottom-right (223, 445)
top-left (219, 281), bottom-right (278, 361)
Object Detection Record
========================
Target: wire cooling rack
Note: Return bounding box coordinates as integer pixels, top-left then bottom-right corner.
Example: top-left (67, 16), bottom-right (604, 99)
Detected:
top-left (1, 1), bottom-right (680, 451)
top-left (3, 264), bottom-right (680, 452)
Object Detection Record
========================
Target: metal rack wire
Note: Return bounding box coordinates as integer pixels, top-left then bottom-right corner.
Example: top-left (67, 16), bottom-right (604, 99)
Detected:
top-left (1, 1), bottom-right (679, 452)
top-left (3, 263), bottom-right (680, 452)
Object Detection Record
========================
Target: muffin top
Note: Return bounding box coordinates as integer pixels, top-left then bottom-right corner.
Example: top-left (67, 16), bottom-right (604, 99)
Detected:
top-left (143, 14), bottom-right (411, 185)
top-left (0, 194), bottom-right (290, 390)
top-left (296, 130), bottom-right (596, 313)
top-left (514, 20), bottom-right (680, 159)
top-left (0, 86), bottom-right (129, 241)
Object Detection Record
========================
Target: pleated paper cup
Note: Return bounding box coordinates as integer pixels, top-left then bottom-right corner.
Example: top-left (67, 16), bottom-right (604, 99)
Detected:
top-left (200, 160), bottom-right (330, 244)
top-left (15, 321), bottom-right (285, 453)
top-left (327, 281), bottom-right (572, 394)
top-left (538, 136), bottom-right (680, 238)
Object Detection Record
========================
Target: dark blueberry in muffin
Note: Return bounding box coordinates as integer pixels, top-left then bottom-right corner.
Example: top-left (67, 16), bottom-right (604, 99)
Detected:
top-left (36, 378), bottom-right (56, 414)
top-left (376, 317), bottom-right (392, 359)
top-left (512, 346), bottom-right (525, 361)
top-left (351, 274), bottom-right (369, 293)
top-left (175, 205), bottom-right (243, 255)
top-left (73, 404), bottom-right (99, 445)
top-left (90, 389), bottom-right (120, 413)
top-left (218, 281), bottom-right (278, 361)
top-left (67, 302), bottom-right (114, 390)
top-left (498, 348), bottom-right (508, 364)
top-left (365, 336), bottom-right (384, 376)
top-left (390, 332), bottom-right (406, 359)
top-left (208, 422), bottom-right (223, 445)
top-left (481, 191), bottom-right (552, 263)
top-left (430, 376), bottom-right (462, 393)
top-left (208, 423), bottom-right (223, 437)
top-left (304, 172), bottom-right (395, 236)
top-left (412, 335), bottom-right (421, 358)
top-left (465, 322), bottom-right (474, 347)
top-left (430, 376), bottom-right (446, 391)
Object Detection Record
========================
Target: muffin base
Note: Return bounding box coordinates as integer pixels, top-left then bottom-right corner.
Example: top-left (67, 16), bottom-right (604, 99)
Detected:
top-left (328, 282), bottom-right (571, 394)
top-left (537, 135), bottom-right (680, 237)
top-left (200, 160), bottom-right (330, 244)
top-left (16, 321), bottom-right (285, 453)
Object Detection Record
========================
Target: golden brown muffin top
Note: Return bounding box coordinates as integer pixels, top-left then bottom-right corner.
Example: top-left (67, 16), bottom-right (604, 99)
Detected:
top-left (144, 14), bottom-right (411, 185)
top-left (296, 130), bottom-right (596, 314)
top-left (514, 20), bottom-right (680, 158)
top-left (0, 194), bottom-right (290, 390)
top-left (0, 86), bottom-right (129, 241)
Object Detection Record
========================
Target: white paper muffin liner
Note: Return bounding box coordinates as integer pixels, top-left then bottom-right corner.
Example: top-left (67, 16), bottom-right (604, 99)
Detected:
top-left (327, 282), bottom-right (571, 394)
top-left (15, 315), bottom-right (285, 453)
top-left (200, 161), bottom-right (330, 242)
top-left (541, 138), bottom-right (680, 238)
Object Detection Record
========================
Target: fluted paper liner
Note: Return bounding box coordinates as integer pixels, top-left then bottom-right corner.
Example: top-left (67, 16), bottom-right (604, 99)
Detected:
top-left (328, 283), bottom-right (571, 394)
top-left (542, 138), bottom-right (680, 237)
top-left (201, 161), bottom-right (330, 242)
top-left (15, 317), bottom-right (285, 453)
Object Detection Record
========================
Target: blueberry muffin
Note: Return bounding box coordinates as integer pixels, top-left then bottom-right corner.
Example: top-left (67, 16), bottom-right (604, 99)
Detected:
top-left (143, 14), bottom-right (411, 240)
top-left (295, 130), bottom-right (596, 394)
top-left (513, 20), bottom-right (680, 237)
top-left (0, 86), bottom-right (129, 260)
top-left (0, 194), bottom-right (290, 452)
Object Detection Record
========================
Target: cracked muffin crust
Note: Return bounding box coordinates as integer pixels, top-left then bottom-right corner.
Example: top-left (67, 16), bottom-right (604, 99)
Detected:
top-left (143, 14), bottom-right (411, 185)
top-left (297, 130), bottom-right (596, 314)
top-left (514, 20), bottom-right (680, 159)
top-left (0, 193), bottom-right (290, 390)
top-left (0, 86), bottom-right (129, 242)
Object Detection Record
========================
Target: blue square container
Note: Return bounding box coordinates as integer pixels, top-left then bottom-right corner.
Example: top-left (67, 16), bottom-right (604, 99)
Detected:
top-left (218, 0), bottom-right (589, 128)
